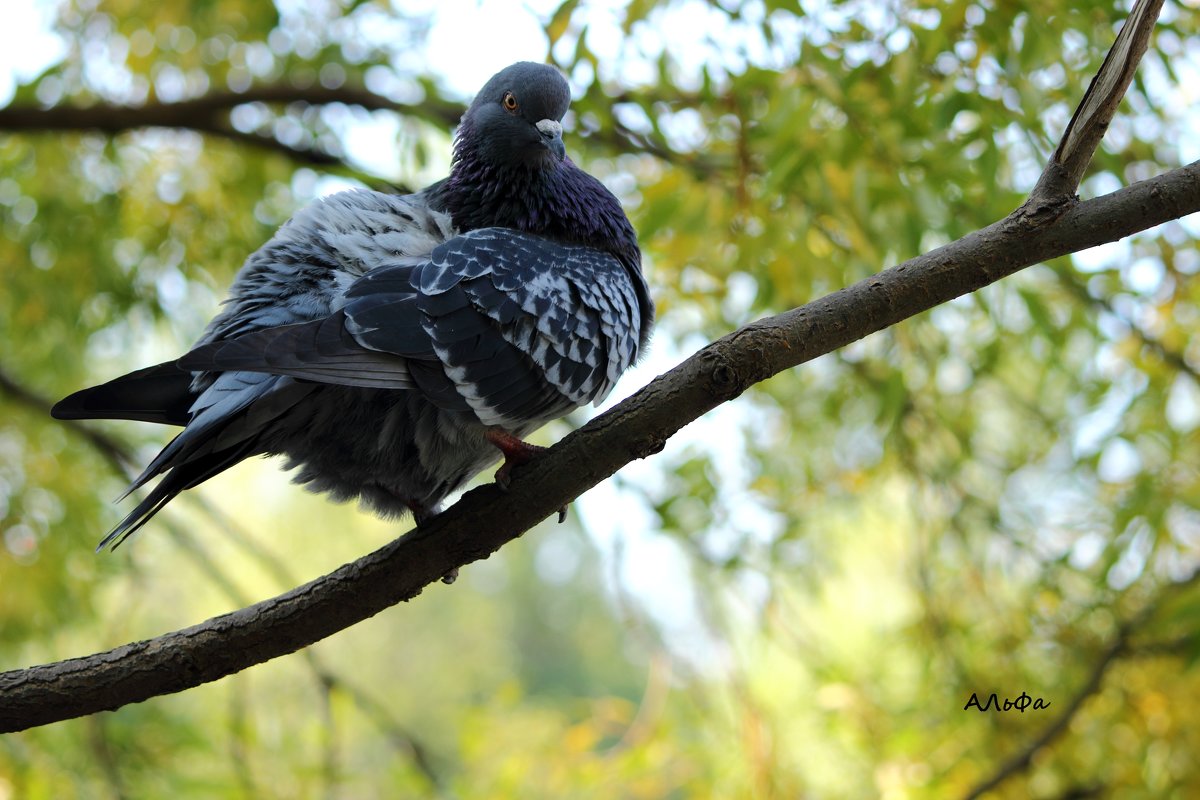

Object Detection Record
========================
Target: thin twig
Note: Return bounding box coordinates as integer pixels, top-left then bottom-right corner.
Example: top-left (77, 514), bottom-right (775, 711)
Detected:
top-left (227, 676), bottom-right (259, 800)
top-left (962, 568), bottom-right (1200, 799)
top-left (1055, 268), bottom-right (1200, 381)
top-left (603, 651), bottom-right (673, 757)
top-left (1031, 0), bottom-right (1165, 201)
top-left (85, 715), bottom-right (129, 800)
top-left (961, 634), bottom-right (1127, 800)
top-left (314, 669), bottom-right (339, 800)
top-left (0, 365), bottom-right (134, 472)
top-left (304, 653), bottom-right (445, 792)
top-left (0, 81), bottom-right (708, 179)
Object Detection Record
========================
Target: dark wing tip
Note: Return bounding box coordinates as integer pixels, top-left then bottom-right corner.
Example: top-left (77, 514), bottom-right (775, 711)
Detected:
top-left (48, 361), bottom-right (197, 426)
top-left (50, 391), bottom-right (86, 420)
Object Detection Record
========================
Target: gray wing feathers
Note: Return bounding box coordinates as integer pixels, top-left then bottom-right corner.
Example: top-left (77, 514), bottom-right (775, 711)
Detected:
top-left (427, 228), bottom-right (642, 402)
top-left (180, 313), bottom-right (416, 389)
top-left (98, 371), bottom-right (311, 549)
top-left (124, 372), bottom-right (290, 496)
top-left (179, 212), bottom-right (645, 429)
top-left (198, 190), bottom-right (448, 345)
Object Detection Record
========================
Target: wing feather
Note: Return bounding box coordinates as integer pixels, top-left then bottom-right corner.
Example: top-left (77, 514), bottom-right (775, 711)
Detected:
top-left (177, 227), bottom-right (647, 427)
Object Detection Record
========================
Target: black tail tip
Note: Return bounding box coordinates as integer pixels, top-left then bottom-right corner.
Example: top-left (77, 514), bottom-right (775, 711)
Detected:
top-left (95, 526), bottom-right (130, 552)
top-left (50, 394), bottom-right (82, 420)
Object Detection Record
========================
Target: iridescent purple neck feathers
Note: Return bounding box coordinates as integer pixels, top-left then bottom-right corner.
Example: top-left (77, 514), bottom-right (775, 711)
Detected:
top-left (431, 118), bottom-right (641, 271)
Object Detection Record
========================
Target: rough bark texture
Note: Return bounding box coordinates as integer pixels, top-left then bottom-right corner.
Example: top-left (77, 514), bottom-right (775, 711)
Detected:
top-left (0, 82), bottom-right (688, 173)
top-left (1052, 0), bottom-right (1164, 192)
top-left (0, 85), bottom-right (460, 169)
top-left (0, 85), bottom-right (458, 129)
top-left (0, 0), bottom-right (1188, 734)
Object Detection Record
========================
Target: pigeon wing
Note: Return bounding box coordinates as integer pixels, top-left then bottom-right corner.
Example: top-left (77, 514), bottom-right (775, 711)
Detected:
top-left (179, 227), bottom-right (646, 428)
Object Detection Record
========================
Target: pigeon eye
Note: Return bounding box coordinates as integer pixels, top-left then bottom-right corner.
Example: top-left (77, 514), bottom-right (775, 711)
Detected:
top-left (502, 92), bottom-right (519, 112)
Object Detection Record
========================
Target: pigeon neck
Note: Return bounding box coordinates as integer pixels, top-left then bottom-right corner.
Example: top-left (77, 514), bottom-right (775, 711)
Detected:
top-left (440, 129), bottom-right (640, 268)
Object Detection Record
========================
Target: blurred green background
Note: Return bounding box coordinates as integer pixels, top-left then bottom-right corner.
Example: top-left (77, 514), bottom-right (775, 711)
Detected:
top-left (2, 0), bottom-right (1200, 797)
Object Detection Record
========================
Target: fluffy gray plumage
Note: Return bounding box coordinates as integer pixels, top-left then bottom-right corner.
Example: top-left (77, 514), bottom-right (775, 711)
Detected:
top-left (53, 62), bottom-right (654, 549)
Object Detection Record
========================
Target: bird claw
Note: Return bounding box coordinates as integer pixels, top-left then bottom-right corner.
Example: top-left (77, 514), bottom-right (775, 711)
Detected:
top-left (493, 461), bottom-right (517, 491)
top-left (484, 428), bottom-right (568, 523)
top-left (440, 568), bottom-right (459, 584)
top-left (486, 428), bottom-right (547, 488)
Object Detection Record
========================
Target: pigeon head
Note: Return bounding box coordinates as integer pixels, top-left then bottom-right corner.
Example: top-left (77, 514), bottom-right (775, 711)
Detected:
top-left (456, 62), bottom-right (571, 168)
top-left (436, 61), bottom-right (640, 279)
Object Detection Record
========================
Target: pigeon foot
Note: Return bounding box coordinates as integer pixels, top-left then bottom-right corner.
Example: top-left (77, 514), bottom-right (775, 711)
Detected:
top-left (485, 428), bottom-right (547, 488)
top-left (484, 428), bottom-right (568, 522)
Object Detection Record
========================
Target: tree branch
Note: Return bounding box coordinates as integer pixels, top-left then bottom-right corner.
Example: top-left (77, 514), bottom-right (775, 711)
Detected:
top-left (1056, 268), bottom-right (1200, 382)
top-left (1, 0), bottom-right (1191, 733)
top-left (0, 81), bottom-right (697, 178)
top-left (0, 84), bottom-right (452, 191)
top-left (961, 635), bottom-right (1126, 800)
top-left (1031, 0), bottom-right (1164, 201)
top-left (0, 364), bottom-right (134, 472)
top-left (2, 160), bottom-right (1195, 733)
top-left (0, 86), bottom-right (452, 131)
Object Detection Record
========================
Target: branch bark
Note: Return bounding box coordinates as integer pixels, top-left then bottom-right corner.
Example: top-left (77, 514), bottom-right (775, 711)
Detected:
top-left (0, 85), bottom-right (459, 171)
top-left (0, 81), bottom-right (699, 177)
top-left (1039, 0), bottom-right (1165, 198)
top-left (0, 0), bottom-right (1191, 733)
top-left (0, 85), bottom-right (459, 137)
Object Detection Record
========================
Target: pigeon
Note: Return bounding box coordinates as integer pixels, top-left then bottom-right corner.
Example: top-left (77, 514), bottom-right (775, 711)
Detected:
top-left (52, 62), bottom-right (655, 550)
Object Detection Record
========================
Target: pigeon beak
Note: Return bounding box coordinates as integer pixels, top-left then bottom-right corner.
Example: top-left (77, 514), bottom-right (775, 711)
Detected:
top-left (536, 119), bottom-right (565, 161)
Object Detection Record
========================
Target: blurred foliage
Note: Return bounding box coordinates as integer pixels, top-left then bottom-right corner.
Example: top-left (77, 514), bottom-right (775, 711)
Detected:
top-left (2, 0), bottom-right (1200, 797)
